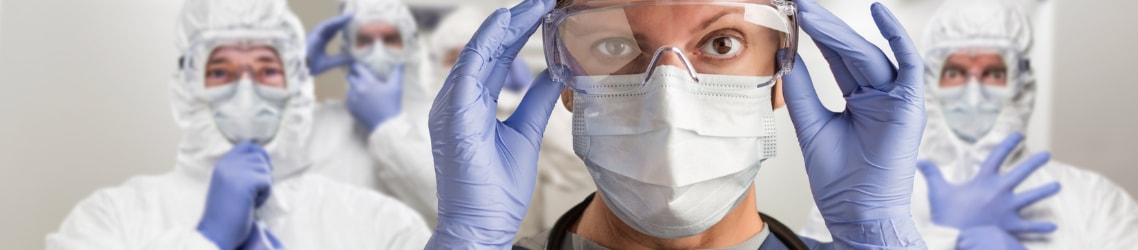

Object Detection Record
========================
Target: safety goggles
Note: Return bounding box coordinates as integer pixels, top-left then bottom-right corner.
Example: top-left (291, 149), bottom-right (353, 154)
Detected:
top-left (543, 0), bottom-right (798, 94)
top-left (180, 29), bottom-right (306, 101)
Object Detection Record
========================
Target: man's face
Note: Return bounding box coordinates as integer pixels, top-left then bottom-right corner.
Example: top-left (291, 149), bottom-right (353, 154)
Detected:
top-left (939, 51), bottom-right (1007, 88)
top-left (204, 45), bottom-right (286, 88)
top-left (354, 21), bottom-right (404, 50)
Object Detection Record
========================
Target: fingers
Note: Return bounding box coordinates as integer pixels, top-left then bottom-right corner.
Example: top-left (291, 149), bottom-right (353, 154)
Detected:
top-left (1003, 152), bottom-right (1051, 189)
top-left (870, 3), bottom-right (923, 91)
top-left (1006, 220), bottom-right (1058, 234)
top-left (307, 14), bottom-right (355, 75)
top-left (447, 9), bottom-right (510, 96)
top-left (797, 0), bottom-right (896, 90)
top-left (781, 53), bottom-right (830, 130)
top-left (981, 132), bottom-right (1025, 174)
top-left (1013, 182), bottom-right (1061, 210)
top-left (916, 160), bottom-right (948, 188)
top-left (503, 70), bottom-right (563, 145)
top-left (484, 0), bottom-right (555, 100)
top-left (347, 63), bottom-right (378, 89)
top-left (309, 55), bottom-right (353, 76)
top-left (813, 40), bottom-right (860, 96)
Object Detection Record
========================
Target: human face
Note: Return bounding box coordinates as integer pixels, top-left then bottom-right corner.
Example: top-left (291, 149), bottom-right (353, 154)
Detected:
top-left (354, 21), bottom-right (404, 50)
top-left (939, 51), bottom-right (1007, 88)
top-left (204, 45), bottom-right (286, 88)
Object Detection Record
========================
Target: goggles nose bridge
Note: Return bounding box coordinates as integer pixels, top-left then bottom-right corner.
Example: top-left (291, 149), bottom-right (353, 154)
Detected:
top-left (643, 46), bottom-right (700, 84)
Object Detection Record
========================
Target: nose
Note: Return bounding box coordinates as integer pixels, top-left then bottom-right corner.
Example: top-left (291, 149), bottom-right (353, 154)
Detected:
top-left (644, 46), bottom-right (699, 84)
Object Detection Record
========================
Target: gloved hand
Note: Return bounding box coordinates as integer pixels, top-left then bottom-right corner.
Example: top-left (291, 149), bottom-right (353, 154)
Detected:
top-left (918, 132), bottom-right (1061, 234)
top-left (238, 222), bottom-right (285, 250)
top-left (306, 14), bottom-right (354, 76)
top-left (957, 226), bottom-right (1027, 250)
top-left (424, 0), bottom-right (562, 248)
top-left (503, 58), bottom-right (534, 92)
top-left (782, 1), bottom-right (926, 248)
top-left (347, 62), bottom-right (404, 132)
top-left (197, 141), bottom-right (273, 250)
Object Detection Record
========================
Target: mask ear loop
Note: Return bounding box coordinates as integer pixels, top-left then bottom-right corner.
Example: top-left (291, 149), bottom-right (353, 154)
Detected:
top-left (642, 46), bottom-right (700, 85)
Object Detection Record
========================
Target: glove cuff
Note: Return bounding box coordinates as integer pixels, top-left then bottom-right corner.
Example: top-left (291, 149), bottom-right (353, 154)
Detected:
top-left (826, 218), bottom-right (927, 250)
top-left (426, 219), bottom-right (517, 250)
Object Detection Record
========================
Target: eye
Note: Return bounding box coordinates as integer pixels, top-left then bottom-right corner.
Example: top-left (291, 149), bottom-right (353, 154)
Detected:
top-left (261, 68), bottom-right (281, 77)
top-left (701, 36), bottom-right (743, 58)
top-left (942, 68), bottom-right (963, 78)
top-left (593, 38), bottom-right (637, 59)
top-left (206, 69), bottom-right (229, 80)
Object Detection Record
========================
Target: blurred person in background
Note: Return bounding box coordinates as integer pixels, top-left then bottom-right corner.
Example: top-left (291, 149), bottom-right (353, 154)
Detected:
top-left (45, 0), bottom-right (429, 249)
top-left (799, 1), bottom-right (1138, 249)
top-left (428, 5), bottom-right (596, 238)
top-left (303, 0), bottom-right (442, 227)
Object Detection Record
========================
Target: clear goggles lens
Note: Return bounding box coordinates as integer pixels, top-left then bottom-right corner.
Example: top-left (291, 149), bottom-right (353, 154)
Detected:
top-left (544, 0), bottom-right (798, 93)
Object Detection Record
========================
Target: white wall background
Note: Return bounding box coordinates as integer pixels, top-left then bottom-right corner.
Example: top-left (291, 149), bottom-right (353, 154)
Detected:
top-left (0, 0), bottom-right (1133, 249)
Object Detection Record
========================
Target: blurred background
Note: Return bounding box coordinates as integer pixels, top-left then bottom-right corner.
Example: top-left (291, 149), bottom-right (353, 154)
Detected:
top-left (0, 0), bottom-right (1134, 249)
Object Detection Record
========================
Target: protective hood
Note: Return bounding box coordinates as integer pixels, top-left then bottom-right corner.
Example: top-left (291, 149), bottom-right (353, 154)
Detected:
top-left (339, 0), bottom-right (434, 121)
top-left (171, 0), bottom-right (314, 180)
top-left (919, 0), bottom-right (1036, 181)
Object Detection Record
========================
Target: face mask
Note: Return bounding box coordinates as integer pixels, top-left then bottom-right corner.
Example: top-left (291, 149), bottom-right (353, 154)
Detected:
top-left (351, 42), bottom-right (405, 78)
top-left (572, 65), bottom-right (777, 239)
top-left (936, 80), bottom-right (1008, 143)
top-left (205, 78), bottom-right (289, 145)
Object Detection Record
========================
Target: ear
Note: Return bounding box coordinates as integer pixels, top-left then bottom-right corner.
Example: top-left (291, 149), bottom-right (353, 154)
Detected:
top-left (772, 77), bottom-right (785, 109)
top-left (561, 87), bottom-right (574, 112)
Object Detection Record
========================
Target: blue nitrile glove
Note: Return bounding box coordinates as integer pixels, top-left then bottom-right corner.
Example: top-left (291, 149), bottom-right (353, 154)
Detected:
top-left (197, 141), bottom-right (273, 250)
top-left (957, 226), bottom-right (1027, 250)
top-left (238, 222), bottom-right (285, 250)
top-left (347, 62), bottom-right (404, 132)
top-left (782, 1), bottom-right (927, 248)
top-left (918, 132), bottom-right (1061, 234)
top-left (503, 58), bottom-right (534, 92)
top-left (424, 0), bottom-right (562, 248)
top-left (306, 14), bottom-right (354, 76)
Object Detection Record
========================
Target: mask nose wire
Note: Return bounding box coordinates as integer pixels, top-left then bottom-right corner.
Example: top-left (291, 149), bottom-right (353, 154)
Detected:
top-left (642, 46), bottom-right (700, 85)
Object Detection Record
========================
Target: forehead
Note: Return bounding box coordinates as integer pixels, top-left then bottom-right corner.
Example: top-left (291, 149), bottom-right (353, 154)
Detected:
top-left (944, 51), bottom-right (1005, 66)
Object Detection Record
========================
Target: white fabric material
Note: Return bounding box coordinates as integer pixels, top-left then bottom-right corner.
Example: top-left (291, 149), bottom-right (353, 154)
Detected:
top-left (171, 0), bottom-right (313, 180)
top-left (307, 0), bottom-right (440, 226)
top-left (46, 172), bottom-right (431, 249)
top-left (206, 78), bottom-right (289, 145)
top-left (799, 1), bottom-right (1138, 248)
top-left (46, 1), bottom-right (431, 248)
top-left (572, 66), bottom-right (776, 238)
top-left (428, 6), bottom-right (486, 63)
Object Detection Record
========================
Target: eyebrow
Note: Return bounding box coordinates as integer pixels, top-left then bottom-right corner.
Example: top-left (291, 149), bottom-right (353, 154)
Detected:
top-left (209, 57), bottom-right (229, 64)
top-left (256, 55), bottom-right (279, 63)
top-left (700, 9), bottom-right (744, 31)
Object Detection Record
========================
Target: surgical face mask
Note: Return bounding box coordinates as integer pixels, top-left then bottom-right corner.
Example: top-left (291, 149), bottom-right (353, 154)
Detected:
top-left (572, 65), bottom-right (777, 238)
top-left (936, 80), bottom-right (1009, 143)
top-left (205, 78), bottom-right (289, 145)
top-left (350, 41), bottom-right (407, 78)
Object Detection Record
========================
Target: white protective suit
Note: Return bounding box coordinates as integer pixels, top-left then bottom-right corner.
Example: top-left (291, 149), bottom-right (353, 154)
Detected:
top-left (798, 1), bottom-right (1138, 249)
top-left (428, 6), bottom-right (597, 237)
top-left (46, 0), bottom-right (430, 249)
top-left (306, 0), bottom-right (441, 227)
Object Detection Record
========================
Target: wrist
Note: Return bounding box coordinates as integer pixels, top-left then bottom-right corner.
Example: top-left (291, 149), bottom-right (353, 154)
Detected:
top-left (826, 217), bottom-right (926, 250)
top-left (426, 219), bottom-right (517, 250)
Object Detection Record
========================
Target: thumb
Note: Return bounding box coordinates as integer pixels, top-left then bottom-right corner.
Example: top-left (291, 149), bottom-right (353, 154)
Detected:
top-left (917, 160), bottom-right (948, 188)
top-left (781, 53), bottom-right (829, 132)
top-left (502, 70), bottom-right (563, 144)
